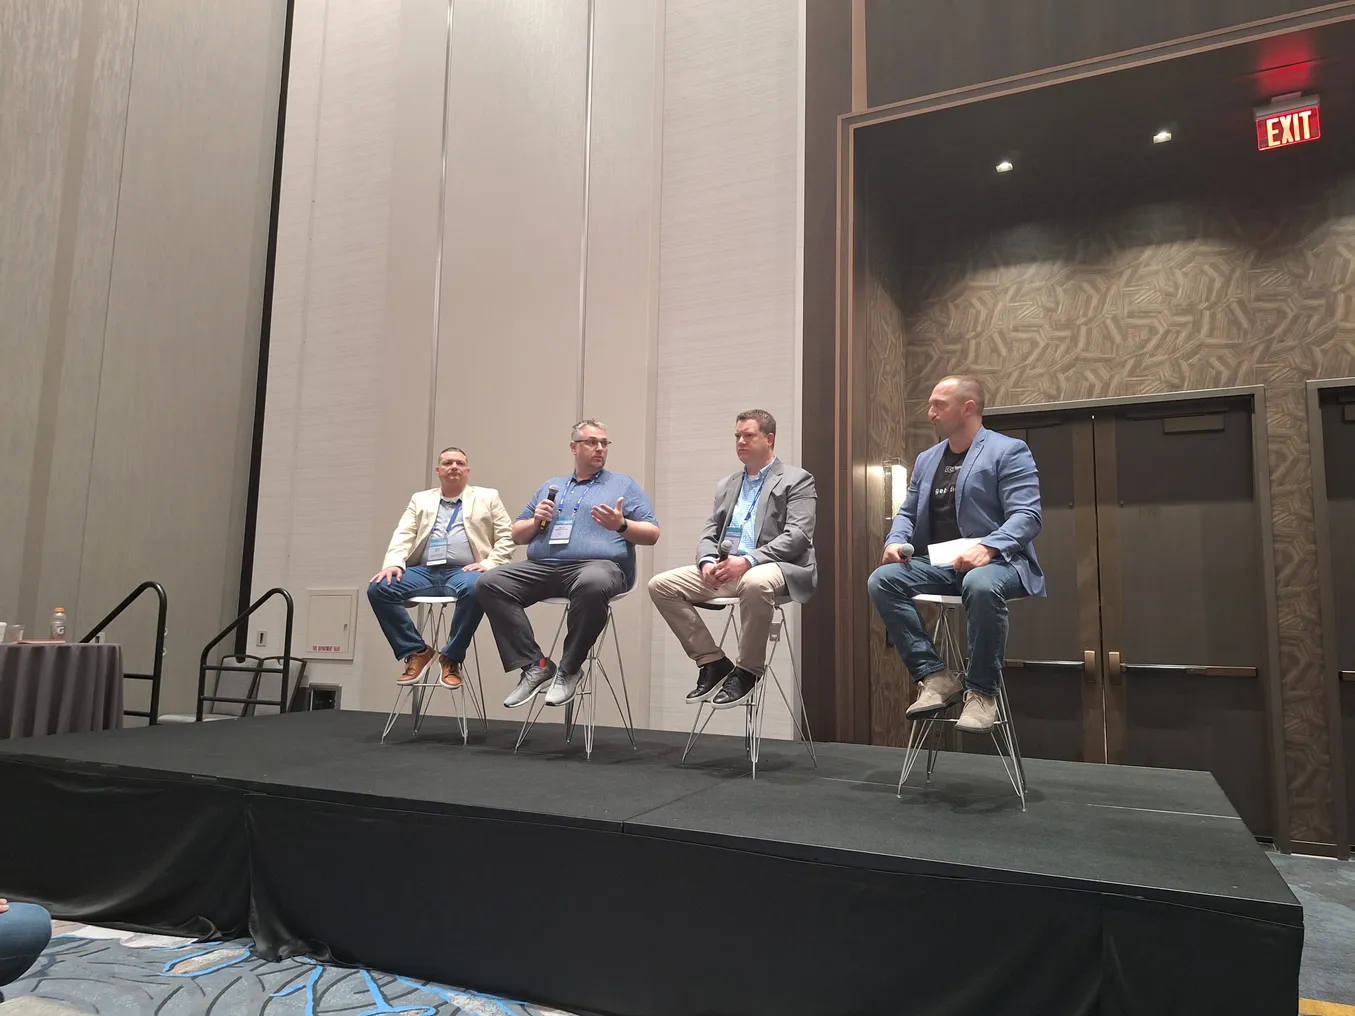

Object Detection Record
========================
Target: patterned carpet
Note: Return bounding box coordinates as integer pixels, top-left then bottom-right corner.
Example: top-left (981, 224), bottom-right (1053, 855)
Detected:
top-left (0, 924), bottom-right (577, 1015)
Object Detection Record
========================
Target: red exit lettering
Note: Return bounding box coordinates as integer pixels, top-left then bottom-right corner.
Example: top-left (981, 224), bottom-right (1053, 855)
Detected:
top-left (1256, 106), bottom-right (1321, 150)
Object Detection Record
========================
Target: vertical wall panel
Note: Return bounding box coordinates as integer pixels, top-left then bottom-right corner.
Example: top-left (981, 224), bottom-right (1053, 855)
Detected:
top-left (432, 0), bottom-right (591, 713)
top-left (579, 0), bottom-right (666, 730)
top-left (251, 0), bottom-right (404, 708)
top-left (249, 0), bottom-right (328, 626)
top-left (33, 0), bottom-right (140, 645)
top-left (2, 0), bottom-right (281, 717)
top-left (0, 0), bottom-right (82, 626)
top-left (652, 0), bottom-right (802, 736)
top-left (80, 0), bottom-right (284, 713)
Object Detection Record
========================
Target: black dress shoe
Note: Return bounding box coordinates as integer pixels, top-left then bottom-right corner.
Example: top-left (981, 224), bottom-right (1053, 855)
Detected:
top-left (687, 657), bottom-right (735, 702)
top-left (711, 667), bottom-right (761, 710)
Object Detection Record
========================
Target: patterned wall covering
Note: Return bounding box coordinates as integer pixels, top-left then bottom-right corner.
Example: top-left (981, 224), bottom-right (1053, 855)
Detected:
top-left (876, 178), bottom-right (1355, 843)
top-left (862, 225), bottom-right (911, 747)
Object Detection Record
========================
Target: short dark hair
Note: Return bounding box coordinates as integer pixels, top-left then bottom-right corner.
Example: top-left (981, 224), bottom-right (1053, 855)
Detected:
top-left (736, 409), bottom-right (777, 436)
top-left (438, 446), bottom-right (468, 463)
top-left (939, 376), bottom-right (985, 415)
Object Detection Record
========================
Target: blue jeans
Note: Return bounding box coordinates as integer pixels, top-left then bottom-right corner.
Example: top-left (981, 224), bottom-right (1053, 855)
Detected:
top-left (0, 902), bottom-right (51, 987)
top-left (367, 565), bottom-right (485, 662)
top-left (867, 557), bottom-right (1025, 696)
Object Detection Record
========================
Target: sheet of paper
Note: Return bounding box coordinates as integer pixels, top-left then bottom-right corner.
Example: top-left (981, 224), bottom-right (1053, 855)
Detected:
top-left (926, 537), bottom-right (981, 568)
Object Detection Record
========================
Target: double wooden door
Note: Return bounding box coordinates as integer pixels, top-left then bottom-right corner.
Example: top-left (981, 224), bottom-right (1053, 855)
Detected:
top-left (977, 392), bottom-right (1279, 838)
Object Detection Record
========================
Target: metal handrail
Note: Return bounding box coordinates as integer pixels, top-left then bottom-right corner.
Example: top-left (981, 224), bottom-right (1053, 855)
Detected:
top-left (79, 581), bottom-right (168, 725)
top-left (197, 587), bottom-right (293, 722)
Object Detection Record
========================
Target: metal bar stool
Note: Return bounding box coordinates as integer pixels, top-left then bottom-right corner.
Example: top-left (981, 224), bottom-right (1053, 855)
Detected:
top-left (681, 595), bottom-right (816, 778)
top-left (381, 595), bottom-right (486, 744)
top-left (896, 593), bottom-right (1028, 808)
top-left (514, 589), bottom-right (637, 760)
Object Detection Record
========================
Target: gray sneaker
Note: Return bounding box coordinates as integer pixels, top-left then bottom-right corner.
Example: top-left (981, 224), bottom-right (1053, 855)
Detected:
top-left (544, 669), bottom-right (583, 707)
top-left (504, 660), bottom-right (557, 708)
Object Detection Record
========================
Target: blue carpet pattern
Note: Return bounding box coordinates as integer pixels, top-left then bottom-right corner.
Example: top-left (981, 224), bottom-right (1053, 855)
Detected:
top-left (1, 925), bottom-right (577, 1015)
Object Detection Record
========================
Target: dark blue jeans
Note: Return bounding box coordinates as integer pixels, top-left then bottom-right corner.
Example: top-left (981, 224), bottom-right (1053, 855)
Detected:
top-left (0, 902), bottom-right (51, 987)
top-left (867, 557), bottom-right (1025, 696)
top-left (367, 565), bottom-right (485, 662)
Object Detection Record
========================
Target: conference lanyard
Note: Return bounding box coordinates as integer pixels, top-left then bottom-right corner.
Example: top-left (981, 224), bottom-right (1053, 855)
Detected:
top-left (724, 474), bottom-right (765, 554)
top-left (427, 499), bottom-right (463, 566)
top-left (735, 474), bottom-right (765, 528)
top-left (555, 475), bottom-right (596, 520)
top-left (433, 499), bottom-right (463, 538)
top-left (549, 475), bottom-right (598, 545)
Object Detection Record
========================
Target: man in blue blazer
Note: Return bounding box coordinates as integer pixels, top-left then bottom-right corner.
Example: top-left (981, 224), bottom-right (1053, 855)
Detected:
top-left (868, 376), bottom-right (1044, 733)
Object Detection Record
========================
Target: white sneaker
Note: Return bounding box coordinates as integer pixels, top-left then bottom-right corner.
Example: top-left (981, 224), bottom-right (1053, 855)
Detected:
top-left (955, 689), bottom-right (998, 733)
top-left (906, 670), bottom-right (964, 717)
top-left (544, 670), bottom-right (583, 707)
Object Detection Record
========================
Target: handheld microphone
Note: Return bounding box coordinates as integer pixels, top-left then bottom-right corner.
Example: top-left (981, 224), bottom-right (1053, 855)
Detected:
top-left (898, 542), bottom-right (914, 559)
top-left (717, 539), bottom-right (733, 561)
top-left (538, 485), bottom-right (559, 530)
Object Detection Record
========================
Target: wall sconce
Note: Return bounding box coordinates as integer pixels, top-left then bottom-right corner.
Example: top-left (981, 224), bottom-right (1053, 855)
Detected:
top-left (882, 457), bottom-right (908, 520)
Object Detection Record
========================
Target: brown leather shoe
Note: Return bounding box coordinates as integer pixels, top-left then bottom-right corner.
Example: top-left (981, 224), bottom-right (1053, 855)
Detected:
top-left (439, 655), bottom-right (462, 689)
top-left (398, 646), bottom-right (435, 684)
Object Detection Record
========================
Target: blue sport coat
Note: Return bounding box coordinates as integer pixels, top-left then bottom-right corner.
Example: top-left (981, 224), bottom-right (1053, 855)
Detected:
top-left (885, 426), bottom-right (1046, 597)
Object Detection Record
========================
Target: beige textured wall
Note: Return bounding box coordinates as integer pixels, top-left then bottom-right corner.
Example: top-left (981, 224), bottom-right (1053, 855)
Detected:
top-left (254, 0), bottom-right (667, 722)
top-left (0, 0), bottom-right (284, 716)
top-left (254, 0), bottom-right (808, 736)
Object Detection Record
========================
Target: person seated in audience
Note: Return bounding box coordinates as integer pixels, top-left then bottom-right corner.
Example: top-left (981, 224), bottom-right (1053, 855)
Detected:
top-left (0, 898), bottom-right (52, 999)
top-left (648, 409), bottom-right (816, 708)
top-left (477, 420), bottom-right (660, 710)
top-left (368, 446), bottom-right (515, 689)
top-left (867, 376), bottom-right (1044, 733)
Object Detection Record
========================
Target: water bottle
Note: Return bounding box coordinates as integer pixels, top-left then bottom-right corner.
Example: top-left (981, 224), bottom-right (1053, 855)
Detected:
top-left (50, 607), bottom-right (67, 642)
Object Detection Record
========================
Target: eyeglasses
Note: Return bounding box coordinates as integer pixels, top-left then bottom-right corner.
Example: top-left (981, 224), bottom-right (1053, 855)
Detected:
top-left (576, 438), bottom-right (611, 449)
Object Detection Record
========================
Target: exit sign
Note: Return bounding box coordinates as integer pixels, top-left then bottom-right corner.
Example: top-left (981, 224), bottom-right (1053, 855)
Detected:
top-left (1255, 96), bottom-right (1321, 151)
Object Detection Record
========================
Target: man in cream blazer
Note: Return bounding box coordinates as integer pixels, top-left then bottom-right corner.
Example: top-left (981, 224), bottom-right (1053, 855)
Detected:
top-left (368, 446), bottom-right (515, 688)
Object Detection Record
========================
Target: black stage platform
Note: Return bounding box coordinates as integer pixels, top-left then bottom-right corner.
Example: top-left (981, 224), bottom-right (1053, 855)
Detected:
top-left (1, 709), bottom-right (1301, 1016)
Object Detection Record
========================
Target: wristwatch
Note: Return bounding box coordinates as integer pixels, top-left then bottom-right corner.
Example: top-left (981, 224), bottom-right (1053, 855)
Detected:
top-left (618, 519), bottom-right (629, 534)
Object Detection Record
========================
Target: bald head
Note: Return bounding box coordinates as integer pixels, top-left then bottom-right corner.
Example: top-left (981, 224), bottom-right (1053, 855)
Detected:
top-left (928, 375), bottom-right (986, 449)
top-left (938, 376), bottom-right (984, 413)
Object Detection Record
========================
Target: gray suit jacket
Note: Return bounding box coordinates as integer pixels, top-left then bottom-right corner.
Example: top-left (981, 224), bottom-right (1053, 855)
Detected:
top-left (696, 458), bottom-right (817, 602)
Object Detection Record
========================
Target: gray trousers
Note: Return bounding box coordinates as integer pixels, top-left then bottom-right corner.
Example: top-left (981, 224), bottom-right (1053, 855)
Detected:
top-left (476, 559), bottom-right (628, 674)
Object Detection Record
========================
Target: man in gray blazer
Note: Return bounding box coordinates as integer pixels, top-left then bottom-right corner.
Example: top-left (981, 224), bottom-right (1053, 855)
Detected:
top-left (649, 410), bottom-right (816, 709)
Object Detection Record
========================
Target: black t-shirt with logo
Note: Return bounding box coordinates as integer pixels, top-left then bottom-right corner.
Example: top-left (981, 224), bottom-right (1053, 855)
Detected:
top-left (927, 445), bottom-right (968, 550)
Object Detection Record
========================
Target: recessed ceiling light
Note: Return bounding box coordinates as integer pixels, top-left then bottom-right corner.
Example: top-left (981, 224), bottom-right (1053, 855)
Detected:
top-left (995, 160), bottom-right (1014, 173)
top-left (1152, 129), bottom-right (1173, 144)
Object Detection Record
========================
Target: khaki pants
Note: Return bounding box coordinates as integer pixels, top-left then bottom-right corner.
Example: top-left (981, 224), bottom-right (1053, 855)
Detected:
top-left (647, 563), bottom-right (787, 675)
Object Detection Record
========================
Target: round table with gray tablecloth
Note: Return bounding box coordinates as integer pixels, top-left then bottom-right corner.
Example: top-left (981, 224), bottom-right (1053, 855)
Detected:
top-left (0, 643), bottom-right (123, 739)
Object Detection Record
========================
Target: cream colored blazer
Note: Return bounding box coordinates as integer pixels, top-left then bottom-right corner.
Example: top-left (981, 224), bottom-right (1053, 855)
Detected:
top-left (381, 485), bottom-right (516, 570)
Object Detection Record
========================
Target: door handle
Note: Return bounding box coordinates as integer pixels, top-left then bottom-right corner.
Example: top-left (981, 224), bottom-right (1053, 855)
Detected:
top-left (1083, 650), bottom-right (1097, 685)
top-left (1108, 650), bottom-right (1123, 686)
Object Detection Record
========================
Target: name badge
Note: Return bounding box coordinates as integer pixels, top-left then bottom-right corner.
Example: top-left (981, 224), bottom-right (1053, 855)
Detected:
top-left (724, 525), bottom-right (742, 556)
top-left (549, 520), bottom-right (574, 546)
top-left (426, 537), bottom-right (449, 566)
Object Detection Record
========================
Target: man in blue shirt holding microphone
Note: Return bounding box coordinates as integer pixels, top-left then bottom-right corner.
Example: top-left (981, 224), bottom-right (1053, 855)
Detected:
top-left (477, 420), bottom-right (660, 709)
